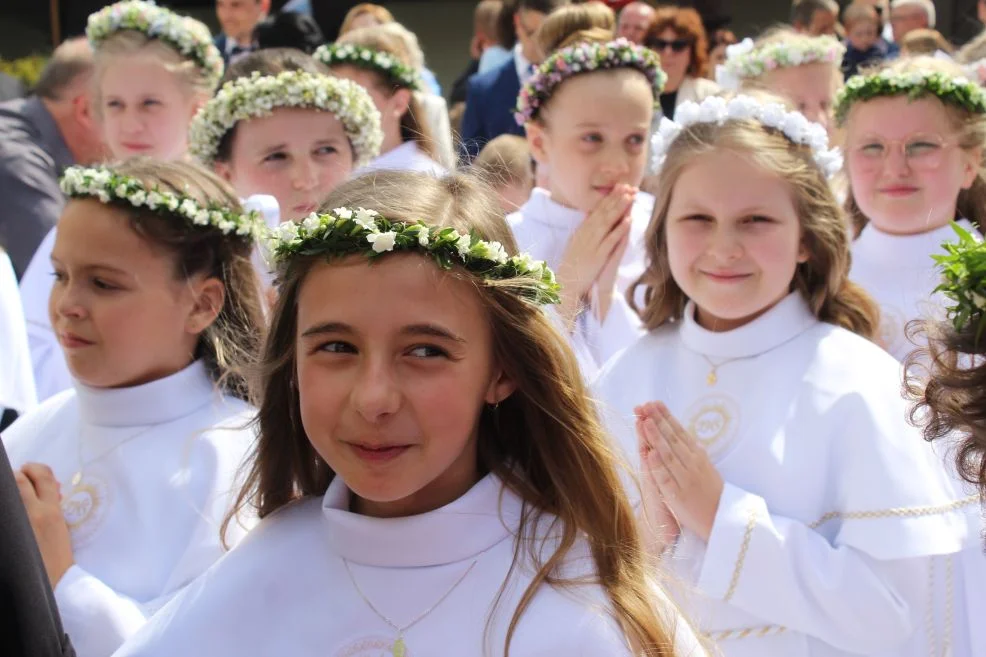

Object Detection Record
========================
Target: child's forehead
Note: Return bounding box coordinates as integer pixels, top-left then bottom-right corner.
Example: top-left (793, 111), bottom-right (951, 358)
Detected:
top-left (848, 95), bottom-right (954, 134)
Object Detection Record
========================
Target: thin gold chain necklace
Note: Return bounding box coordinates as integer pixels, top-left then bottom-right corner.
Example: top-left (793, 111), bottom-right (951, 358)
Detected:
top-left (342, 557), bottom-right (478, 657)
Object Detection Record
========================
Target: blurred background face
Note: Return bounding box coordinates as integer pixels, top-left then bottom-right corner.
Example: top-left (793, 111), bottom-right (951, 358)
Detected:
top-left (515, 8), bottom-right (547, 63)
top-left (617, 2), bottom-right (656, 45)
top-left (216, 0), bottom-right (269, 43)
top-left (649, 27), bottom-right (693, 92)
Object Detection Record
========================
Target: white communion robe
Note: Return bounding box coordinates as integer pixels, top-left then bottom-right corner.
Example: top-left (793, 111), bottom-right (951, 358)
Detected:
top-left (18, 196), bottom-right (281, 403)
top-left (850, 219), bottom-right (986, 657)
top-left (2, 361), bottom-right (258, 657)
top-left (593, 293), bottom-right (979, 657)
top-left (354, 140), bottom-right (447, 178)
top-left (508, 188), bottom-right (650, 371)
top-left (110, 473), bottom-right (709, 657)
top-left (0, 248), bottom-right (36, 417)
top-left (850, 219), bottom-right (981, 363)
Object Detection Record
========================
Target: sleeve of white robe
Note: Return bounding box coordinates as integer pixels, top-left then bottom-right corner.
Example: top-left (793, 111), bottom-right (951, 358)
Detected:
top-left (692, 482), bottom-right (914, 654)
top-left (54, 565), bottom-right (177, 657)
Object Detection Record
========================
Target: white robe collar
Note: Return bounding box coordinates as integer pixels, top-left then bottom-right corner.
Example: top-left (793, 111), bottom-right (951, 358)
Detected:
top-left (321, 473), bottom-right (523, 567)
top-left (680, 292), bottom-right (818, 359)
top-left (854, 219), bottom-right (976, 269)
top-left (74, 360), bottom-right (216, 427)
top-left (517, 187), bottom-right (584, 231)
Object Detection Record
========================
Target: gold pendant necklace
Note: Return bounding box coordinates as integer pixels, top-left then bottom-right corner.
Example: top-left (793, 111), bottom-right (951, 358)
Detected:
top-left (343, 558), bottom-right (477, 656)
top-left (700, 354), bottom-right (756, 386)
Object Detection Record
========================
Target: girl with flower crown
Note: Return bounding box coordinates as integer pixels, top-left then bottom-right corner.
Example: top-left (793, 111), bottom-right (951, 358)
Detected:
top-left (511, 35), bottom-right (665, 374)
top-left (110, 170), bottom-right (707, 657)
top-left (316, 28), bottom-right (446, 177)
top-left (189, 52), bottom-right (382, 224)
top-left (716, 29), bottom-right (845, 136)
top-left (594, 91), bottom-right (975, 657)
top-left (19, 0), bottom-right (227, 405)
top-left (2, 159), bottom-right (267, 657)
top-left (839, 55), bottom-right (986, 657)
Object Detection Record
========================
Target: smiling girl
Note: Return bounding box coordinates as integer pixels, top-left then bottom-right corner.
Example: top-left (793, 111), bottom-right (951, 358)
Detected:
top-left (190, 53), bottom-right (381, 223)
top-left (595, 93), bottom-right (975, 657)
top-left (111, 170), bottom-right (706, 657)
top-left (839, 55), bottom-right (986, 657)
top-left (2, 159), bottom-right (266, 657)
top-left (511, 36), bottom-right (665, 373)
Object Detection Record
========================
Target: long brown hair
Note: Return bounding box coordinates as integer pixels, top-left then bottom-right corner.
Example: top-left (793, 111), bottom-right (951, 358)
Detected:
top-left (631, 93), bottom-right (879, 338)
top-left (905, 319), bottom-right (986, 500)
top-left (108, 158), bottom-right (266, 402)
top-left (839, 56), bottom-right (986, 236)
top-left (336, 26), bottom-right (439, 160)
top-left (231, 170), bottom-right (681, 656)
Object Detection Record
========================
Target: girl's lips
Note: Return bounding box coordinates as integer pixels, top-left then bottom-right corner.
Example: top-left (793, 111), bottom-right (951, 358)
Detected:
top-left (60, 332), bottom-right (94, 348)
top-left (348, 443), bottom-right (411, 464)
top-left (879, 186), bottom-right (919, 197)
top-left (702, 271), bottom-right (751, 283)
top-left (122, 143), bottom-right (153, 152)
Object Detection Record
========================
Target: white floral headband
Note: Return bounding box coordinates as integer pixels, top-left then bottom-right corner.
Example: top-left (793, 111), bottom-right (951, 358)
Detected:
top-left (87, 0), bottom-right (223, 88)
top-left (60, 165), bottom-right (265, 240)
top-left (715, 36), bottom-right (846, 91)
top-left (266, 208), bottom-right (560, 305)
top-left (314, 43), bottom-right (422, 91)
top-left (189, 71), bottom-right (383, 167)
top-left (651, 95), bottom-right (843, 178)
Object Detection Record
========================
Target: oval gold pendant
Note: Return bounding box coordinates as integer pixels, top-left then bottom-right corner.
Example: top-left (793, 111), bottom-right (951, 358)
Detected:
top-left (392, 637), bottom-right (406, 657)
top-left (71, 471), bottom-right (82, 486)
top-left (706, 370), bottom-right (717, 386)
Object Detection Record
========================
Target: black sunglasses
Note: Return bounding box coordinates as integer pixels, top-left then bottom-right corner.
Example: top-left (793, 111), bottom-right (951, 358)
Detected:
top-left (648, 38), bottom-right (693, 53)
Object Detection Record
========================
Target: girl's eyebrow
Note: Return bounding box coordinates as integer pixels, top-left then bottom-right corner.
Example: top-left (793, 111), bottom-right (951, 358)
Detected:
top-left (301, 321), bottom-right (465, 343)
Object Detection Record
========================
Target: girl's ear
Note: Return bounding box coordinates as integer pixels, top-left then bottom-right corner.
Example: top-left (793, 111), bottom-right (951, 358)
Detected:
top-left (525, 121), bottom-right (550, 167)
top-left (390, 88), bottom-right (412, 119)
top-left (214, 160), bottom-right (234, 183)
top-left (484, 368), bottom-right (517, 406)
top-left (960, 146), bottom-right (983, 190)
top-left (185, 276), bottom-right (226, 336)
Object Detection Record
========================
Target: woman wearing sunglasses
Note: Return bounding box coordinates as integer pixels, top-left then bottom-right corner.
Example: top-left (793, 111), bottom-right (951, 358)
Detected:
top-left (643, 6), bottom-right (719, 119)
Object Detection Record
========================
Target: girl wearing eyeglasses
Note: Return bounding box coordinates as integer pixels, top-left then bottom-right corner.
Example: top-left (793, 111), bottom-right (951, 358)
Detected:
top-left (839, 55), bottom-right (986, 657)
top-left (643, 6), bottom-right (719, 119)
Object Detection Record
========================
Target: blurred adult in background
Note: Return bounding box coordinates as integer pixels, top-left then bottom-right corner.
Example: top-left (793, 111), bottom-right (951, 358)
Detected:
top-left (617, 2), bottom-right (655, 45)
top-left (0, 38), bottom-right (103, 280)
top-left (792, 0), bottom-right (840, 36)
top-left (254, 11), bottom-right (325, 53)
top-left (706, 27), bottom-right (736, 77)
top-left (889, 0), bottom-right (934, 43)
top-left (644, 6), bottom-right (719, 118)
top-left (459, 0), bottom-right (571, 162)
top-left (215, 0), bottom-right (271, 65)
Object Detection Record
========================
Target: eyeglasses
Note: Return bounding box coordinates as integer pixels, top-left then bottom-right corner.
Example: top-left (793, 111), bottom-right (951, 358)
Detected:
top-left (847, 133), bottom-right (954, 172)
top-left (649, 38), bottom-right (693, 53)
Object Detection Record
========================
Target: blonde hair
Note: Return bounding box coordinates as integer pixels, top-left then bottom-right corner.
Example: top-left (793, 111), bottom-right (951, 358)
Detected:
top-left (901, 28), bottom-right (953, 56)
top-left (336, 25), bottom-right (439, 160)
top-left (840, 56), bottom-right (986, 235)
top-left (339, 3), bottom-right (395, 35)
top-left (957, 30), bottom-right (986, 65)
top-left (92, 29), bottom-right (214, 113)
top-left (231, 169), bottom-right (681, 657)
top-left (632, 91), bottom-right (879, 338)
top-left (536, 3), bottom-right (615, 57)
top-left (842, 2), bottom-right (881, 29)
top-left (474, 134), bottom-right (534, 188)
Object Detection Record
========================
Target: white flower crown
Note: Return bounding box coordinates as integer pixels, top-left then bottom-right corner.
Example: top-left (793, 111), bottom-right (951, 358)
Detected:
top-left (651, 95), bottom-right (843, 178)
top-left (314, 43), bottom-right (422, 91)
top-left (189, 71), bottom-right (383, 167)
top-left (60, 165), bottom-right (265, 240)
top-left (265, 208), bottom-right (560, 305)
top-left (86, 0), bottom-right (223, 88)
top-left (715, 36), bottom-right (846, 91)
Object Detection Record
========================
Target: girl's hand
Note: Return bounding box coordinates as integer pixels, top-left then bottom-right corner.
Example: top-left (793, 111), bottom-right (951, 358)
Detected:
top-left (16, 463), bottom-right (74, 586)
top-left (593, 230), bottom-right (630, 323)
top-left (555, 185), bottom-right (635, 329)
top-left (637, 401), bottom-right (724, 542)
top-left (636, 407), bottom-right (680, 557)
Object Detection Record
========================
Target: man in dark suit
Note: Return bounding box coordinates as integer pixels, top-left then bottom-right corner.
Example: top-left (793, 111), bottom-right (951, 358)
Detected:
top-left (459, 0), bottom-right (570, 163)
top-left (215, 0), bottom-right (271, 66)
